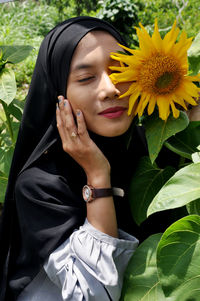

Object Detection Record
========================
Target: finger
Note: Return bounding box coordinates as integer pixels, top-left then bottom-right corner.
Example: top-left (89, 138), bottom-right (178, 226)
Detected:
top-left (76, 110), bottom-right (90, 140)
top-left (56, 103), bottom-right (68, 142)
top-left (61, 99), bottom-right (78, 135)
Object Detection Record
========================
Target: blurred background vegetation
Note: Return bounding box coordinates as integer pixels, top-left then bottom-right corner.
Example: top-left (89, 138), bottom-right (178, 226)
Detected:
top-left (0, 0), bottom-right (200, 204)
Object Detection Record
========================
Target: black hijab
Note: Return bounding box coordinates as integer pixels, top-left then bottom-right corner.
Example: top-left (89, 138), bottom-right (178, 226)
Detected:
top-left (0, 16), bottom-right (148, 301)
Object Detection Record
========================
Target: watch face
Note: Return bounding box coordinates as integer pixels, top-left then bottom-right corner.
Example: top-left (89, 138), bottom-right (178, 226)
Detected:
top-left (83, 185), bottom-right (92, 202)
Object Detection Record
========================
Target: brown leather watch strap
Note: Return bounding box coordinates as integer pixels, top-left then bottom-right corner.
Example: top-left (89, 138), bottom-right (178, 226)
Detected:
top-left (92, 187), bottom-right (124, 198)
top-left (82, 185), bottom-right (124, 202)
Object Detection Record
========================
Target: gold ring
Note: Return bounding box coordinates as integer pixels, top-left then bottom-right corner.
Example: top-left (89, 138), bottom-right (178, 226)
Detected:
top-left (71, 131), bottom-right (77, 138)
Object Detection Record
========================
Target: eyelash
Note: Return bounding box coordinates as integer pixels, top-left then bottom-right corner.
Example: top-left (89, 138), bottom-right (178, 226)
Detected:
top-left (78, 76), bottom-right (95, 83)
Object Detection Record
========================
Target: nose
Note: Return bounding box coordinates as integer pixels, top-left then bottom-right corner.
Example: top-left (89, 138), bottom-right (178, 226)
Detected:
top-left (98, 72), bottom-right (121, 101)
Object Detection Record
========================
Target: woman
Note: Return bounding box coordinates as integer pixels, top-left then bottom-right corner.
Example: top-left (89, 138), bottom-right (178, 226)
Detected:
top-left (0, 16), bottom-right (148, 301)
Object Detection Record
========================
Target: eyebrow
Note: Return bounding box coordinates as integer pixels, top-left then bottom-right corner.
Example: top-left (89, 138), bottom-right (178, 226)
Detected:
top-left (72, 63), bottom-right (93, 72)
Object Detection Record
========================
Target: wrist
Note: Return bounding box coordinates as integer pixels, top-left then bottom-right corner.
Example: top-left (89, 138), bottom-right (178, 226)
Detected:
top-left (87, 175), bottom-right (111, 188)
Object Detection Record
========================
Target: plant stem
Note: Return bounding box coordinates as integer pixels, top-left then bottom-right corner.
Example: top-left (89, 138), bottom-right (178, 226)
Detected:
top-left (178, 155), bottom-right (185, 169)
top-left (0, 99), bottom-right (14, 143)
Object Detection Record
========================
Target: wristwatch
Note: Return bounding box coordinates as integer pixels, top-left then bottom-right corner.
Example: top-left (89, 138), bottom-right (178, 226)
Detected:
top-left (82, 185), bottom-right (124, 202)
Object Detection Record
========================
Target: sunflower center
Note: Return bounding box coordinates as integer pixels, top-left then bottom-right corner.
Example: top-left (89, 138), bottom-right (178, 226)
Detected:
top-left (155, 72), bottom-right (173, 89)
top-left (138, 54), bottom-right (183, 94)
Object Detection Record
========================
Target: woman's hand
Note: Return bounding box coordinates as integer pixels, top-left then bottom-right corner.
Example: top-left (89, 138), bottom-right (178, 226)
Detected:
top-left (56, 96), bottom-right (111, 187)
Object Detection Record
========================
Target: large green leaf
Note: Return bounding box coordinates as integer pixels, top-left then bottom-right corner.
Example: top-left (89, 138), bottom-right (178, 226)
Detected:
top-left (120, 233), bottom-right (165, 301)
top-left (7, 102), bottom-right (22, 121)
top-left (0, 147), bottom-right (14, 176)
top-left (0, 68), bottom-right (16, 105)
top-left (188, 32), bottom-right (200, 75)
top-left (165, 121), bottom-right (200, 160)
top-left (147, 162), bottom-right (200, 217)
top-left (157, 215), bottom-right (200, 301)
top-left (129, 157), bottom-right (175, 225)
top-left (0, 45), bottom-right (33, 64)
top-left (145, 111), bottom-right (189, 163)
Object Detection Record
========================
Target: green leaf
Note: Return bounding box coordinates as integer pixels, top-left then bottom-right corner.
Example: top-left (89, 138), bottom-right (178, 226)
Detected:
top-left (0, 45), bottom-right (34, 64)
top-left (147, 162), bottom-right (200, 217)
top-left (0, 174), bottom-right (8, 203)
top-left (186, 198), bottom-right (200, 215)
top-left (145, 111), bottom-right (189, 164)
top-left (7, 102), bottom-right (22, 121)
top-left (0, 147), bottom-right (14, 176)
top-left (165, 121), bottom-right (200, 160)
top-left (157, 215), bottom-right (200, 301)
top-left (120, 233), bottom-right (165, 301)
top-left (129, 157), bottom-right (175, 225)
top-left (188, 32), bottom-right (200, 75)
top-left (0, 68), bottom-right (16, 105)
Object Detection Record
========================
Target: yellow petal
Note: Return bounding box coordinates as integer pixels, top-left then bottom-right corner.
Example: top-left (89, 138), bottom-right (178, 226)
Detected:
top-left (110, 53), bottom-right (136, 66)
top-left (147, 96), bottom-right (156, 115)
top-left (187, 74), bottom-right (200, 82)
top-left (170, 101), bottom-right (180, 118)
top-left (109, 69), bottom-right (136, 84)
top-left (172, 94), bottom-right (187, 110)
top-left (128, 90), bottom-right (141, 115)
top-left (136, 26), bottom-right (156, 56)
top-left (157, 96), bottom-right (170, 120)
top-left (182, 81), bottom-right (200, 97)
top-left (163, 20), bottom-right (179, 45)
top-left (183, 94), bottom-right (198, 106)
top-left (119, 83), bottom-right (137, 98)
top-left (152, 19), bottom-right (163, 51)
top-left (136, 93), bottom-right (150, 116)
top-left (109, 66), bottom-right (127, 72)
top-left (117, 43), bottom-right (137, 55)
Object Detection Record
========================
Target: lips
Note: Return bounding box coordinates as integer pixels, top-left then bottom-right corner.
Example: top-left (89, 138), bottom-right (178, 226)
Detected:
top-left (98, 106), bottom-right (127, 119)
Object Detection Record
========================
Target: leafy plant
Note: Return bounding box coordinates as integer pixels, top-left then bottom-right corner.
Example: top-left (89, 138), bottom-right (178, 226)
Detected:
top-left (0, 44), bottom-right (33, 203)
top-left (97, 0), bottom-right (142, 46)
top-left (121, 32), bottom-right (200, 300)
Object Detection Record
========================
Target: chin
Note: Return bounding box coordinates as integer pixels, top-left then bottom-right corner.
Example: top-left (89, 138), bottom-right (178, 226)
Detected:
top-left (94, 125), bottom-right (131, 137)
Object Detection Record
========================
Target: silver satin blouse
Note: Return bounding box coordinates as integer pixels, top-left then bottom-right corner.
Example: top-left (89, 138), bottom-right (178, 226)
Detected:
top-left (17, 219), bottom-right (138, 301)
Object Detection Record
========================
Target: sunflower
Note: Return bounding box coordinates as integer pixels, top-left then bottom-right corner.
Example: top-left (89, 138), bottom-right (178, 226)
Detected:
top-left (109, 20), bottom-right (200, 120)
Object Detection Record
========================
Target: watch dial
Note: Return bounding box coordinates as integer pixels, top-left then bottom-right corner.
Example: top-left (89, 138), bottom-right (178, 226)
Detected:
top-left (85, 188), bottom-right (90, 199)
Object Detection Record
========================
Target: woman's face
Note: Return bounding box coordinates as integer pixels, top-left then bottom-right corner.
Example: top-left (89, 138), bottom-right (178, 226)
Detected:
top-left (66, 31), bottom-right (134, 137)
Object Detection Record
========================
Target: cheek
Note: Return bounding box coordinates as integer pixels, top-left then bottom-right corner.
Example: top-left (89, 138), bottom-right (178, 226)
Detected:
top-left (117, 82), bottom-right (131, 94)
top-left (67, 85), bottom-right (92, 113)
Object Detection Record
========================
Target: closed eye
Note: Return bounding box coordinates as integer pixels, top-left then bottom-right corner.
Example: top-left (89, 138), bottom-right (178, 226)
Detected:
top-left (78, 76), bottom-right (95, 83)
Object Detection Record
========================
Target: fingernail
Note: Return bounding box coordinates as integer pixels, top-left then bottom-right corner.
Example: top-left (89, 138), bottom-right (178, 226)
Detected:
top-left (56, 103), bottom-right (59, 110)
top-left (58, 96), bottom-right (63, 103)
top-left (64, 99), bottom-right (68, 106)
top-left (76, 110), bottom-right (81, 116)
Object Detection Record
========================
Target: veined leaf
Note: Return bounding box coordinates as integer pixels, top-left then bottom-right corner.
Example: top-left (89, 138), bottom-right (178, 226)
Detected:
top-left (188, 32), bottom-right (200, 75)
top-left (7, 102), bottom-right (22, 121)
top-left (120, 233), bottom-right (165, 301)
top-left (145, 111), bottom-right (189, 164)
top-left (129, 156), bottom-right (175, 225)
top-left (147, 162), bottom-right (200, 217)
top-left (0, 45), bottom-right (33, 64)
top-left (0, 68), bottom-right (16, 105)
top-left (0, 147), bottom-right (14, 176)
top-left (157, 215), bottom-right (200, 301)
